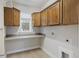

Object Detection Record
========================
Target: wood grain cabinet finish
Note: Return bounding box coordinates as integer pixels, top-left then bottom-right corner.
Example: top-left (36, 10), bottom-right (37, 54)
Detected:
top-left (32, 0), bottom-right (79, 27)
top-left (77, 1), bottom-right (79, 24)
top-left (4, 7), bottom-right (20, 26)
top-left (13, 8), bottom-right (20, 26)
top-left (41, 9), bottom-right (48, 26)
top-left (62, 0), bottom-right (78, 24)
top-left (32, 12), bottom-right (41, 27)
top-left (4, 7), bottom-right (14, 26)
top-left (47, 2), bottom-right (60, 25)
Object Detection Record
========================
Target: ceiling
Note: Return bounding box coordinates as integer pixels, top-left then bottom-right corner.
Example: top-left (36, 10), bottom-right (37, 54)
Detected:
top-left (4, 0), bottom-right (57, 13)
top-left (13, 0), bottom-right (49, 8)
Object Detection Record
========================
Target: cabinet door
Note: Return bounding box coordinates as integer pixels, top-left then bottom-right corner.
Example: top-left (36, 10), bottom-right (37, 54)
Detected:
top-left (59, 0), bottom-right (63, 24)
top-left (77, 1), bottom-right (79, 24)
top-left (55, 2), bottom-right (60, 24)
top-left (4, 7), bottom-right (13, 26)
top-left (47, 5), bottom-right (53, 25)
top-left (13, 8), bottom-right (20, 26)
top-left (41, 9), bottom-right (48, 26)
top-left (47, 2), bottom-right (60, 25)
top-left (63, 0), bottom-right (78, 24)
top-left (32, 12), bottom-right (41, 27)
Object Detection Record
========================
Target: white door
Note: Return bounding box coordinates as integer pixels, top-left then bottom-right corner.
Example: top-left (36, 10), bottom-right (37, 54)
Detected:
top-left (0, 0), bottom-right (4, 29)
top-left (0, 30), bottom-right (5, 55)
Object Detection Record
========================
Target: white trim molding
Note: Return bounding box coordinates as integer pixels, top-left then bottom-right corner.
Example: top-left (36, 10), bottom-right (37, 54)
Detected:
top-left (7, 45), bottom-right (40, 54)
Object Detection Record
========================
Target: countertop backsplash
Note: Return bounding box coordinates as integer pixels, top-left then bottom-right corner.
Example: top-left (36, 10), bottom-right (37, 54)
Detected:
top-left (5, 26), bottom-right (42, 36)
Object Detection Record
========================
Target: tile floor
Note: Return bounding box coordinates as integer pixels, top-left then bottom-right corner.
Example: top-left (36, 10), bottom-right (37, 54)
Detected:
top-left (7, 48), bottom-right (50, 58)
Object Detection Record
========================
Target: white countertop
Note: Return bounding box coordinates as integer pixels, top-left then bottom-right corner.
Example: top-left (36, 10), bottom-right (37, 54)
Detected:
top-left (5, 35), bottom-right (44, 40)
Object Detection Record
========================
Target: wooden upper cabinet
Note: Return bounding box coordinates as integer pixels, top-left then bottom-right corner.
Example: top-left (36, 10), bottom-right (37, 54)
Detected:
top-left (13, 8), bottom-right (20, 26)
top-left (47, 2), bottom-right (60, 25)
top-left (55, 2), bottom-right (60, 24)
top-left (77, 1), bottom-right (79, 24)
top-left (4, 7), bottom-right (20, 26)
top-left (32, 12), bottom-right (41, 27)
top-left (4, 7), bottom-right (14, 26)
top-left (41, 9), bottom-right (48, 26)
top-left (32, 0), bottom-right (79, 26)
top-left (63, 0), bottom-right (78, 24)
top-left (59, 0), bottom-right (63, 24)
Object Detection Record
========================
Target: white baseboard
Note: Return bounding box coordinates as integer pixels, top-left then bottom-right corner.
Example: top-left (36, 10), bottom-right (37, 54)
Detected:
top-left (7, 45), bottom-right (40, 54)
top-left (41, 48), bottom-right (57, 58)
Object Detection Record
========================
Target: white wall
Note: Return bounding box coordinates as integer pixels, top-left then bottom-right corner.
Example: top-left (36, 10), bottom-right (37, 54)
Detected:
top-left (4, 0), bottom-right (13, 7)
top-left (0, 0), bottom-right (6, 57)
top-left (78, 25), bottom-right (79, 48)
top-left (40, 0), bottom-right (78, 58)
top-left (41, 25), bottom-right (78, 47)
top-left (40, 25), bottom-right (78, 58)
top-left (0, 0), bottom-right (4, 29)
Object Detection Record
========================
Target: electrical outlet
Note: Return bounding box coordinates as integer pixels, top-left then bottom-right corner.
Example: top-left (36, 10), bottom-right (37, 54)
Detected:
top-left (52, 32), bottom-right (54, 35)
